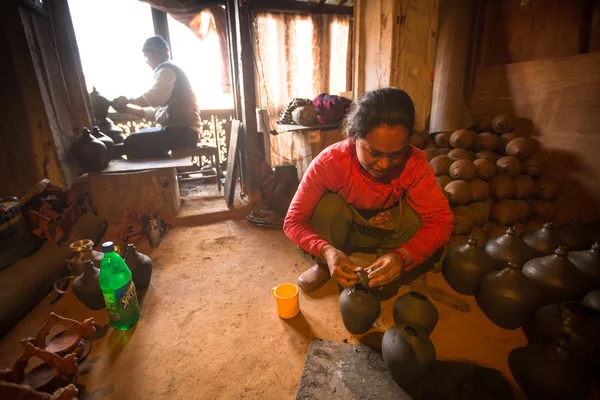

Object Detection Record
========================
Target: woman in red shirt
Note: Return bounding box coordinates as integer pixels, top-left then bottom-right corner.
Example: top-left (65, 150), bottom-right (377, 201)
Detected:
top-left (283, 88), bottom-right (453, 292)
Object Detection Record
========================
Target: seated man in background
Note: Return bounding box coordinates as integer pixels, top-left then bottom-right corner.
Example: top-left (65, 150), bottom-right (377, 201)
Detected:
top-left (113, 36), bottom-right (199, 159)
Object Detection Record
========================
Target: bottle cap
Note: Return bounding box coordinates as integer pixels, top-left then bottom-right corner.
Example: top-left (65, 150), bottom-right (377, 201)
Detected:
top-left (102, 241), bottom-right (115, 253)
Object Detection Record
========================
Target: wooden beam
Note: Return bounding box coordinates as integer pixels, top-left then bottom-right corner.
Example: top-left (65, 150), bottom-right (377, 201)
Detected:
top-left (352, 0), bottom-right (365, 98)
top-left (429, 0), bottom-right (473, 134)
top-left (151, 8), bottom-right (171, 50)
top-left (252, 0), bottom-right (353, 15)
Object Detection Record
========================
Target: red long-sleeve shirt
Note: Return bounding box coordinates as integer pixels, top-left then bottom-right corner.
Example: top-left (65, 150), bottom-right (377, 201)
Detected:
top-left (283, 138), bottom-right (453, 266)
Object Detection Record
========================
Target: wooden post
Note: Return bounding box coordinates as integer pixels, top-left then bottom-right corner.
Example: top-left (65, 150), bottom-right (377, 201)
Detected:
top-left (151, 8), bottom-right (171, 51)
top-left (429, 0), bottom-right (473, 134)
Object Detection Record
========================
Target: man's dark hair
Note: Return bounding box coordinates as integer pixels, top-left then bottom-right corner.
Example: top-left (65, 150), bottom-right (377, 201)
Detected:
top-left (343, 87), bottom-right (415, 140)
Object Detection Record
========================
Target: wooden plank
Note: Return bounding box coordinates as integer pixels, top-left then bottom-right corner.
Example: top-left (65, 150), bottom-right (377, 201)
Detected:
top-left (275, 123), bottom-right (339, 132)
top-left (352, 0), bottom-right (365, 97)
top-left (469, 52), bottom-right (600, 220)
top-left (480, 0), bottom-right (584, 66)
top-left (429, 0), bottom-right (473, 134)
top-left (98, 156), bottom-right (194, 173)
top-left (225, 120), bottom-right (242, 207)
top-left (391, 0), bottom-right (438, 133)
top-left (252, 0), bottom-right (353, 15)
top-left (590, 0), bottom-right (600, 52)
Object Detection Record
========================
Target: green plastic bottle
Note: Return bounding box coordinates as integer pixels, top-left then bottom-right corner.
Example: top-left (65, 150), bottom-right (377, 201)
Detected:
top-left (99, 241), bottom-right (140, 330)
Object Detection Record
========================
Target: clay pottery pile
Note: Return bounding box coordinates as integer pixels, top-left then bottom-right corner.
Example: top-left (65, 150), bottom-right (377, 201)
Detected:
top-left (522, 246), bottom-right (590, 305)
top-left (508, 336), bottom-right (593, 400)
top-left (554, 219), bottom-right (593, 251)
top-left (92, 126), bottom-right (115, 167)
top-left (442, 237), bottom-right (494, 295)
top-left (339, 274), bottom-right (380, 334)
top-left (72, 260), bottom-right (104, 310)
top-left (392, 291), bottom-right (439, 335)
top-left (583, 289), bottom-right (600, 311)
top-left (475, 260), bottom-right (542, 329)
top-left (521, 222), bottom-right (563, 257)
top-left (382, 324), bottom-right (436, 387)
top-left (72, 128), bottom-right (107, 172)
top-left (122, 244), bottom-right (153, 289)
top-left (484, 226), bottom-right (535, 270)
top-left (568, 243), bottom-right (600, 289)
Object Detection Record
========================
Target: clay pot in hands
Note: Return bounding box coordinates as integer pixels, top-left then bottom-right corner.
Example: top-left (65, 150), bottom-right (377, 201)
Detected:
top-left (475, 260), bottom-right (542, 329)
top-left (447, 148), bottom-right (471, 161)
top-left (449, 160), bottom-right (476, 181)
top-left (424, 148), bottom-right (440, 162)
top-left (513, 175), bottom-right (536, 200)
top-left (583, 290), bottom-right (600, 311)
top-left (491, 114), bottom-right (514, 134)
top-left (393, 291), bottom-right (439, 335)
top-left (522, 154), bottom-right (547, 179)
top-left (435, 175), bottom-right (452, 189)
top-left (522, 222), bottom-right (563, 257)
top-left (72, 128), bottom-right (107, 172)
top-left (122, 244), bottom-right (153, 289)
top-left (530, 200), bottom-right (556, 222)
top-left (496, 156), bottom-right (522, 178)
top-left (506, 137), bottom-right (537, 161)
top-left (535, 177), bottom-right (560, 201)
top-left (508, 337), bottom-right (593, 400)
top-left (569, 243), bottom-right (600, 288)
top-left (522, 246), bottom-right (590, 305)
top-left (523, 301), bottom-right (600, 363)
top-left (430, 155), bottom-right (453, 176)
top-left (449, 129), bottom-right (477, 150)
top-left (340, 278), bottom-right (381, 334)
top-left (474, 114), bottom-right (493, 132)
top-left (473, 159), bottom-right (496, 182)
top-left (490, 176), bottom-right (515, 200)
top-left (435, 132), bottom-right (451, 148)
top-left (554, 219), bottom-right (593, 251)
top-left (475, 151), bottom-right (498, 165)
top-left (382, 324), bottom-right (436, 387)
top-left (72, 260), bottom-right (105, 310)
top-left (468, 179), bottom-right (489, 202)
top-left (444, 181), bottom-right (472, 206)
top-left (443, 237), bottom-right (494, 295)
top-left (473, 132), bottom-right (499, 152)
top-left (491, 200), bottom-right (518, 226)
top-left (484, 226), bottom-right (535, 270)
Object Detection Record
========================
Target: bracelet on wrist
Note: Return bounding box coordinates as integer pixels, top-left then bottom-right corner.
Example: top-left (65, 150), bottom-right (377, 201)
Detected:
top-left (390, 249), bottom-right (407, 266)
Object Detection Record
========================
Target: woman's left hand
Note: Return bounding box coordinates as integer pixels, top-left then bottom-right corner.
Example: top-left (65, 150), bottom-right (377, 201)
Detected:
top-left (366, 252), bottom-right (405, 287)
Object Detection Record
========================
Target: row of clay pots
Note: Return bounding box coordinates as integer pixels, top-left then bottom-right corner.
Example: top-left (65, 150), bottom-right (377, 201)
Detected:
top-left (71, 127), bottom-right (116, 172)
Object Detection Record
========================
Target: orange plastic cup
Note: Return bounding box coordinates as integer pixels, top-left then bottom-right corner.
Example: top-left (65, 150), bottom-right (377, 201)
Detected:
top-left (271, 283), bottom-right (299, 319)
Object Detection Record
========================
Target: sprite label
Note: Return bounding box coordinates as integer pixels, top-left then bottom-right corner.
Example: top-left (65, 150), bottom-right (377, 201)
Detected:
top-left (104, 280), bottom-right (139, 323)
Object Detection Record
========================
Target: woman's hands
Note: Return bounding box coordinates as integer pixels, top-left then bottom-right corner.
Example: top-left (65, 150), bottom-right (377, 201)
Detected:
top-left (366, 250), bottom-right (410, 287)
top-left (321, 245), bottom-right (362, 287)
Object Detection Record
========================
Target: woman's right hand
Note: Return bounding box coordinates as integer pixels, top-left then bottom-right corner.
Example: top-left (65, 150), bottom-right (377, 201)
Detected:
top-left (321, 245), bottom-right (362, 287)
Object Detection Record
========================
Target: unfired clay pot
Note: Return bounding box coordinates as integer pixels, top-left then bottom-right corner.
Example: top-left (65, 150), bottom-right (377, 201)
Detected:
top-left (443, 237), bottom-right (494, 295)
top-left (72, 260), bottom-right (105, 310)
top-left (392, 291), bottom-right (438, 335)
top-left (484, 226), bottom-right (535, 270)
top-left (340, 277), bottom-right (380, 334)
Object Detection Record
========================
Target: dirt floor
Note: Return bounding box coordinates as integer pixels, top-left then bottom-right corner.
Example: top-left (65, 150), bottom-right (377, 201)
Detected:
top-left (0, 184), bottom-right (542, 400)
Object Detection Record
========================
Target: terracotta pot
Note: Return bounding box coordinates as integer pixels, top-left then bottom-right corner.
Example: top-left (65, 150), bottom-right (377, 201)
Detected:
top-left (568, 243), bottom-right (600, 288)
top-left (522, 154), bottom-right (547, 179)
top-left (522, 222), bottom-right (563, 257)
top-left (484, 226), bottom-right (535, 270)
top-left (424, 148), bottom-right (440, 162)
top-left (71, 128), bottom-right (107, 172)
top-left (473, 132), bottom-right (499, 152)
top-left (496, 156), bottom-right (522, 178)
top-left (522, 246), bottom-right (590, 305)
top-left (474, 114), bottom-right (493, 132)
top-left (468, 179), bottom-right (489, 202)
top-left (535, 177), bottom-right (560, 201)
top-left (513, 200), bottom-right (530, 222)
top-left (449, 129), bottom-right (477, 150)
top-left (491, 114), bottom-right (514, 134)
top-left (513, 175), bottom-right (536, 200)
top-left (475, 260), bottom-right (542, 329)
top-left (392, 291), bottom-right (439, 335)
top-left (506, 137), bottom-right (537, 161)
top-left (473, 159), bottom-right (496, 182)
top-left (382, 324), bottom-right (436, 387)
top-left (447, 148), bottom-right (471, 161)
top-left (470, 227), bottom-right (486, 249)
top-left (491, 200), bottom-right (518, 226)
top-left (452, 214), bottom-right (475, 236)
top-left (530, 200), bottom-right (556, 222)
top-left (582, 289), bottom-right (600, 312)
top-left (122, 244), bottom-right (153, 289)
top-left (508, 338), bottom-right (592, 400)
top-left (444, 181), bottom-right (472, 206)
top-left (522, 301), bottom-right (600, 363)
top-left (446, 235), bottom-right (469, 251)
top-left (437, 147), bottom-right (451, 156)
top-left (72, 260), bottom-right (105, 310)
top-left (449, 159), bottom-right (476, 181)
top-left (554, 219), bottom-right (593, 251)
top-left (496, 132), bottom-right (520, 154)
top-left (524, 219), bottom-right (544, 232)
top-left (467, 201), bottom-right (490, 227)
top-left (430, 155), bottom-right (453, 176)
top-left (443, 237), bottom-right (494, 295)
top-left (340, 281), bottom-right (380, 334)
top-left (474, 151), bottom-right (498, 165)
top-left (487, 224), bottom-right (508, 240)
top-left (489, 176), bottom-right (515, 200)
top-left (434, 132), bottom-right (451, 148)
top-left (435, 175), bottom-right (452, 189)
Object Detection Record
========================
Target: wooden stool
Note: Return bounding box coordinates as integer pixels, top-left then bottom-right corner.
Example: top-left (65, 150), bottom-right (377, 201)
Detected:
top-left (171, 144), bottom-right (222, 191)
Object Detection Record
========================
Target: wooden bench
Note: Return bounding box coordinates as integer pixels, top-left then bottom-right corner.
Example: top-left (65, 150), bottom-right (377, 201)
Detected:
top-left (171, 143), bottom-right (222, 192)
